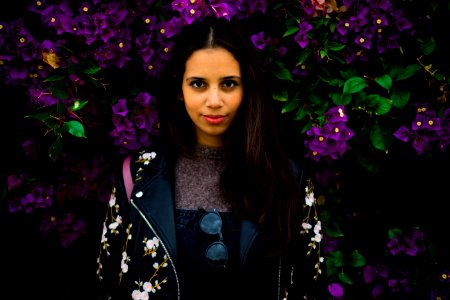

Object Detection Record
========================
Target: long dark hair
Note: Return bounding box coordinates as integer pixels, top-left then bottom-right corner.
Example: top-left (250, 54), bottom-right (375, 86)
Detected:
top-left (157, 16), bottom-right (304, 254)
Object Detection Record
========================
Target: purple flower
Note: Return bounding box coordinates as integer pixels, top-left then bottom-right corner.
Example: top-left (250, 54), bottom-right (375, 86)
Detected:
top-left (250, 32), bottom-right (266, 50)
top-left (7, 175), bottom-right (23, 191)
top-left (133, 92), bottom-right (153, 107)
top-left (112, 98), bottom-right (129, 117)
top-left (209, 3), bottom-right (237, 21)
top-left (294, 22), bottom-right (313, 49)
top-left (328, 282), bottom-right (344, 298)
top-left (157, 17), bottom-right (184, 39)
top-left (371, 285), bottom-right (385, 299)
top-left (363, 264), bottom-right (389, 283)
top-left (393, 126), bottom-right (411, 142)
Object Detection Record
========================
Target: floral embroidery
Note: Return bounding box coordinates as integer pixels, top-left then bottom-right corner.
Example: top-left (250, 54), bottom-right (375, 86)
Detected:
top-left (300, 178), bottom-right (324, 280)
top-left (97, 150), bottom-right (170, 297)
top-left (135, 151), bottom-right (157, 184)
top-left (98, 186), bottom-right (124, 280)
top-left (130, 250), bottom-right (169, 299)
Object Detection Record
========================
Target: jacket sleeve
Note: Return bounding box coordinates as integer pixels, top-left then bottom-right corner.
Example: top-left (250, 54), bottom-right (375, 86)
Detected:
top-left (96, 159), bottom-right (133, 299)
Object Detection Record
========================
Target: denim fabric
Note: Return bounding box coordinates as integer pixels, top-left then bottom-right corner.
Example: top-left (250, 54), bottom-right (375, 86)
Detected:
top-left (175, 208), bottom-right (241, 300)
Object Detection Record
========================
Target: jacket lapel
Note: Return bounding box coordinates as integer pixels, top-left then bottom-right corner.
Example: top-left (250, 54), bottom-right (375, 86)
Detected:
top-left (131, 151), bottom-right (178, 261)
top-left (240, 219), bottom-right (259, 264)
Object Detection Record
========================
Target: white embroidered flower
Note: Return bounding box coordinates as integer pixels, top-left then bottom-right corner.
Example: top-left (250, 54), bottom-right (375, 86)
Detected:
top-left (148, 237), bottom-right (159, 248)
top-left (305, 192), bottom-right (315, 206)
top-left (131, 290), bottom-right (142, 300)
top-left (121, 251), bottom-right (129, 273)
top-left (146, 239), bottom-right (155, 250)
top-left (101, 223), bottom-right (108, 243)
top-left (313, 233), bottom-right (323, 243)
top-left (302, 222), bottom-right (312, 230)
top-left (109, 192), bottom-right (117, 207)
top-left (314, 220), bottom-right (322, 235)
top-left (154, 280), bottom-right (162, 291)
top-left (141, 291), bottom-right (149, 300)
top-left (141, 152), bottom-right (156, 165)
top-left (109, 221), bottom-right (119, 231)
top-left (143, 281), bottom-right (155, 293)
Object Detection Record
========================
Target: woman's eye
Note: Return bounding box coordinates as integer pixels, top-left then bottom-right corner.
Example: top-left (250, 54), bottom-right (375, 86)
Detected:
top-left (190, 80), bottom-right (205, 88)
top-left (222, 80), bottom-right (238, 88)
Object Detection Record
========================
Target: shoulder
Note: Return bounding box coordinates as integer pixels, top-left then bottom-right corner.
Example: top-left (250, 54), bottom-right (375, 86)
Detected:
top-left (129, 140), bottom-right (170, 182)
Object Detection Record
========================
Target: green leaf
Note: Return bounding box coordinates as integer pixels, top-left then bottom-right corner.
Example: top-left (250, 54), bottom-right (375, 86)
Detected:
top-left (283, 26), bottom-right (299, 37)
top-left (281, 99), bottom-right (299, 114)
top-left (338, 272), bottom-right (354, 285)
top-left (44, 73), bottom-right (66, 82)
top-left (308, 94), bottom-right (325, 105)
top-left (343, 77), bottom-right (367, 94)
top-left (366, 94), bottom-right (392, 115)
top-left (273, 61), bottom-right (293, 81)
top-left (70, 100), bottom-right (89, 112)
top-left (272, 88), bottom-right (288, 102)
top-left (44, 68), bottom-right (67, 82)
top-left (294, 106), bottom-right (307, 121)
top-left (388, 228), bottom-right (403, 239)
top-left (48, 138), bottom-right (63, 161)
top-left (63, 120), bottom-right (86, 138)
top-left (327, 251), bottom-right (345, 268)
top-left (395, 64), bottom-right (421, 81)
top-left (327, 41), bottom-right (345, 51)
top-left (369, 123), bottom-right (387, 151)
top-left (24, 108), bottom-right (54, 122)
top-left (420, 37), bottom-right (435, 56)
top-left (319, 49), bottom-right (327, 59)
top-left (297, 48), bottom-right (312, 65)
top-left (332, 93), bottom-right (352, 106)
top-left (391, 87), bottom-right (411, 109)
top-left (83, 61), bottom-right (101, 75)
top-left (323, 220), bottom-right (344, 238)
top-left (374, 74), bottom-right (392, 90)
top-left (348, 250), bottom-right (366, 268)
top-left (49, 81), bottom-right (69, 100)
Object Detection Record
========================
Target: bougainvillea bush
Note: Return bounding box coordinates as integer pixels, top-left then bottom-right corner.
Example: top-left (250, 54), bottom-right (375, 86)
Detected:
top-left (1, 0), bottom-right (449, 299)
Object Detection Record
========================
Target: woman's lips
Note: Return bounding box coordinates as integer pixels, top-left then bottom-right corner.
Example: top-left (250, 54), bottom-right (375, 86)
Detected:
top-left (203, 115), bottom-right (226, 124)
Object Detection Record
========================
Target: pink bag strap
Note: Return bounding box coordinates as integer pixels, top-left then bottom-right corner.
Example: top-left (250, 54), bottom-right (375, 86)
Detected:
top-left (122, 155), bottom-right (133, 202)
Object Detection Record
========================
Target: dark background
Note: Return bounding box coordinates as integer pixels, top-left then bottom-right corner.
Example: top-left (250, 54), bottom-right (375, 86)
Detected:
top-left (1, 1), bottom-right (449, 299)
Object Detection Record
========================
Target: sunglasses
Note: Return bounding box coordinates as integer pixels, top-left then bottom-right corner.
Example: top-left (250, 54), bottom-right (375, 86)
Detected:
top-left (199, 209), bottom-right (228, 268)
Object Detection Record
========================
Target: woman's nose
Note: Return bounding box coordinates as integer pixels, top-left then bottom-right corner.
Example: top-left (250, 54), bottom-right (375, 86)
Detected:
top-left (206, 87), bottom-right (223, 107)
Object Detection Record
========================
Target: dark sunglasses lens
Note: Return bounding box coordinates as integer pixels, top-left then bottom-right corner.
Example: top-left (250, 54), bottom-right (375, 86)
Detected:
top-left (206, 241), bottom-right (228, 267)
top-left (200, 212), bottom-right (222, 235)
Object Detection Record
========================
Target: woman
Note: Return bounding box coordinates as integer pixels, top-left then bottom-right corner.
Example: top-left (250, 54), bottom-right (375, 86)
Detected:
top-left (97, 16), bottom-right (324, 300)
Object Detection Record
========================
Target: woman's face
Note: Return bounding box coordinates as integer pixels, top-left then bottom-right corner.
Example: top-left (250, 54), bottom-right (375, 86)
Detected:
top-left (182, 47), bottom-right (243, 147)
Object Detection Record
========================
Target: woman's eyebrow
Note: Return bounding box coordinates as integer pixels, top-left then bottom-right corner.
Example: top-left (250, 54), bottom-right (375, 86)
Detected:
top-left (185, 75), bottom-right (241, 81)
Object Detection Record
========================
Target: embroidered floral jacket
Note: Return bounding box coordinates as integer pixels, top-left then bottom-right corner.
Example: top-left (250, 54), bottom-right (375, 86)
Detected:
top-left (97, 145), bottom-right (325, 300)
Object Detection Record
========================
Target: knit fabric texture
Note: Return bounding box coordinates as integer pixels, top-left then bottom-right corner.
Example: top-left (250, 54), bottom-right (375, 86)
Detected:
top-left (174, 144), bottom-right (231, 212)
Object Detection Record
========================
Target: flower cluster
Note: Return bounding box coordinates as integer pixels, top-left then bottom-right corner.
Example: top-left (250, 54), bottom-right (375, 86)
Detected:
top-left (110, 92), bottom-right (159, 154)
top-left (304, 105), bottom-right (354, 161)
top-left (394, 105), bottom-right (450, 154)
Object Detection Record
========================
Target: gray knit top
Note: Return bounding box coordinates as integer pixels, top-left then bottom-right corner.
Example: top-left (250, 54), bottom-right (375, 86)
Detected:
top-left (174, 144), bottom-right (232, 212)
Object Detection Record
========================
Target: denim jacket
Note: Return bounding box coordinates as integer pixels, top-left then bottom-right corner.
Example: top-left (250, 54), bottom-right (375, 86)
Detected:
top-left (97, 144), bottom-right (324, 300)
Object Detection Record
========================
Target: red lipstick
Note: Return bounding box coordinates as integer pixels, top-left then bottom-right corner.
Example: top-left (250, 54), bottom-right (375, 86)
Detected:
top-left (203, 115), bottom-right (226, 124)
